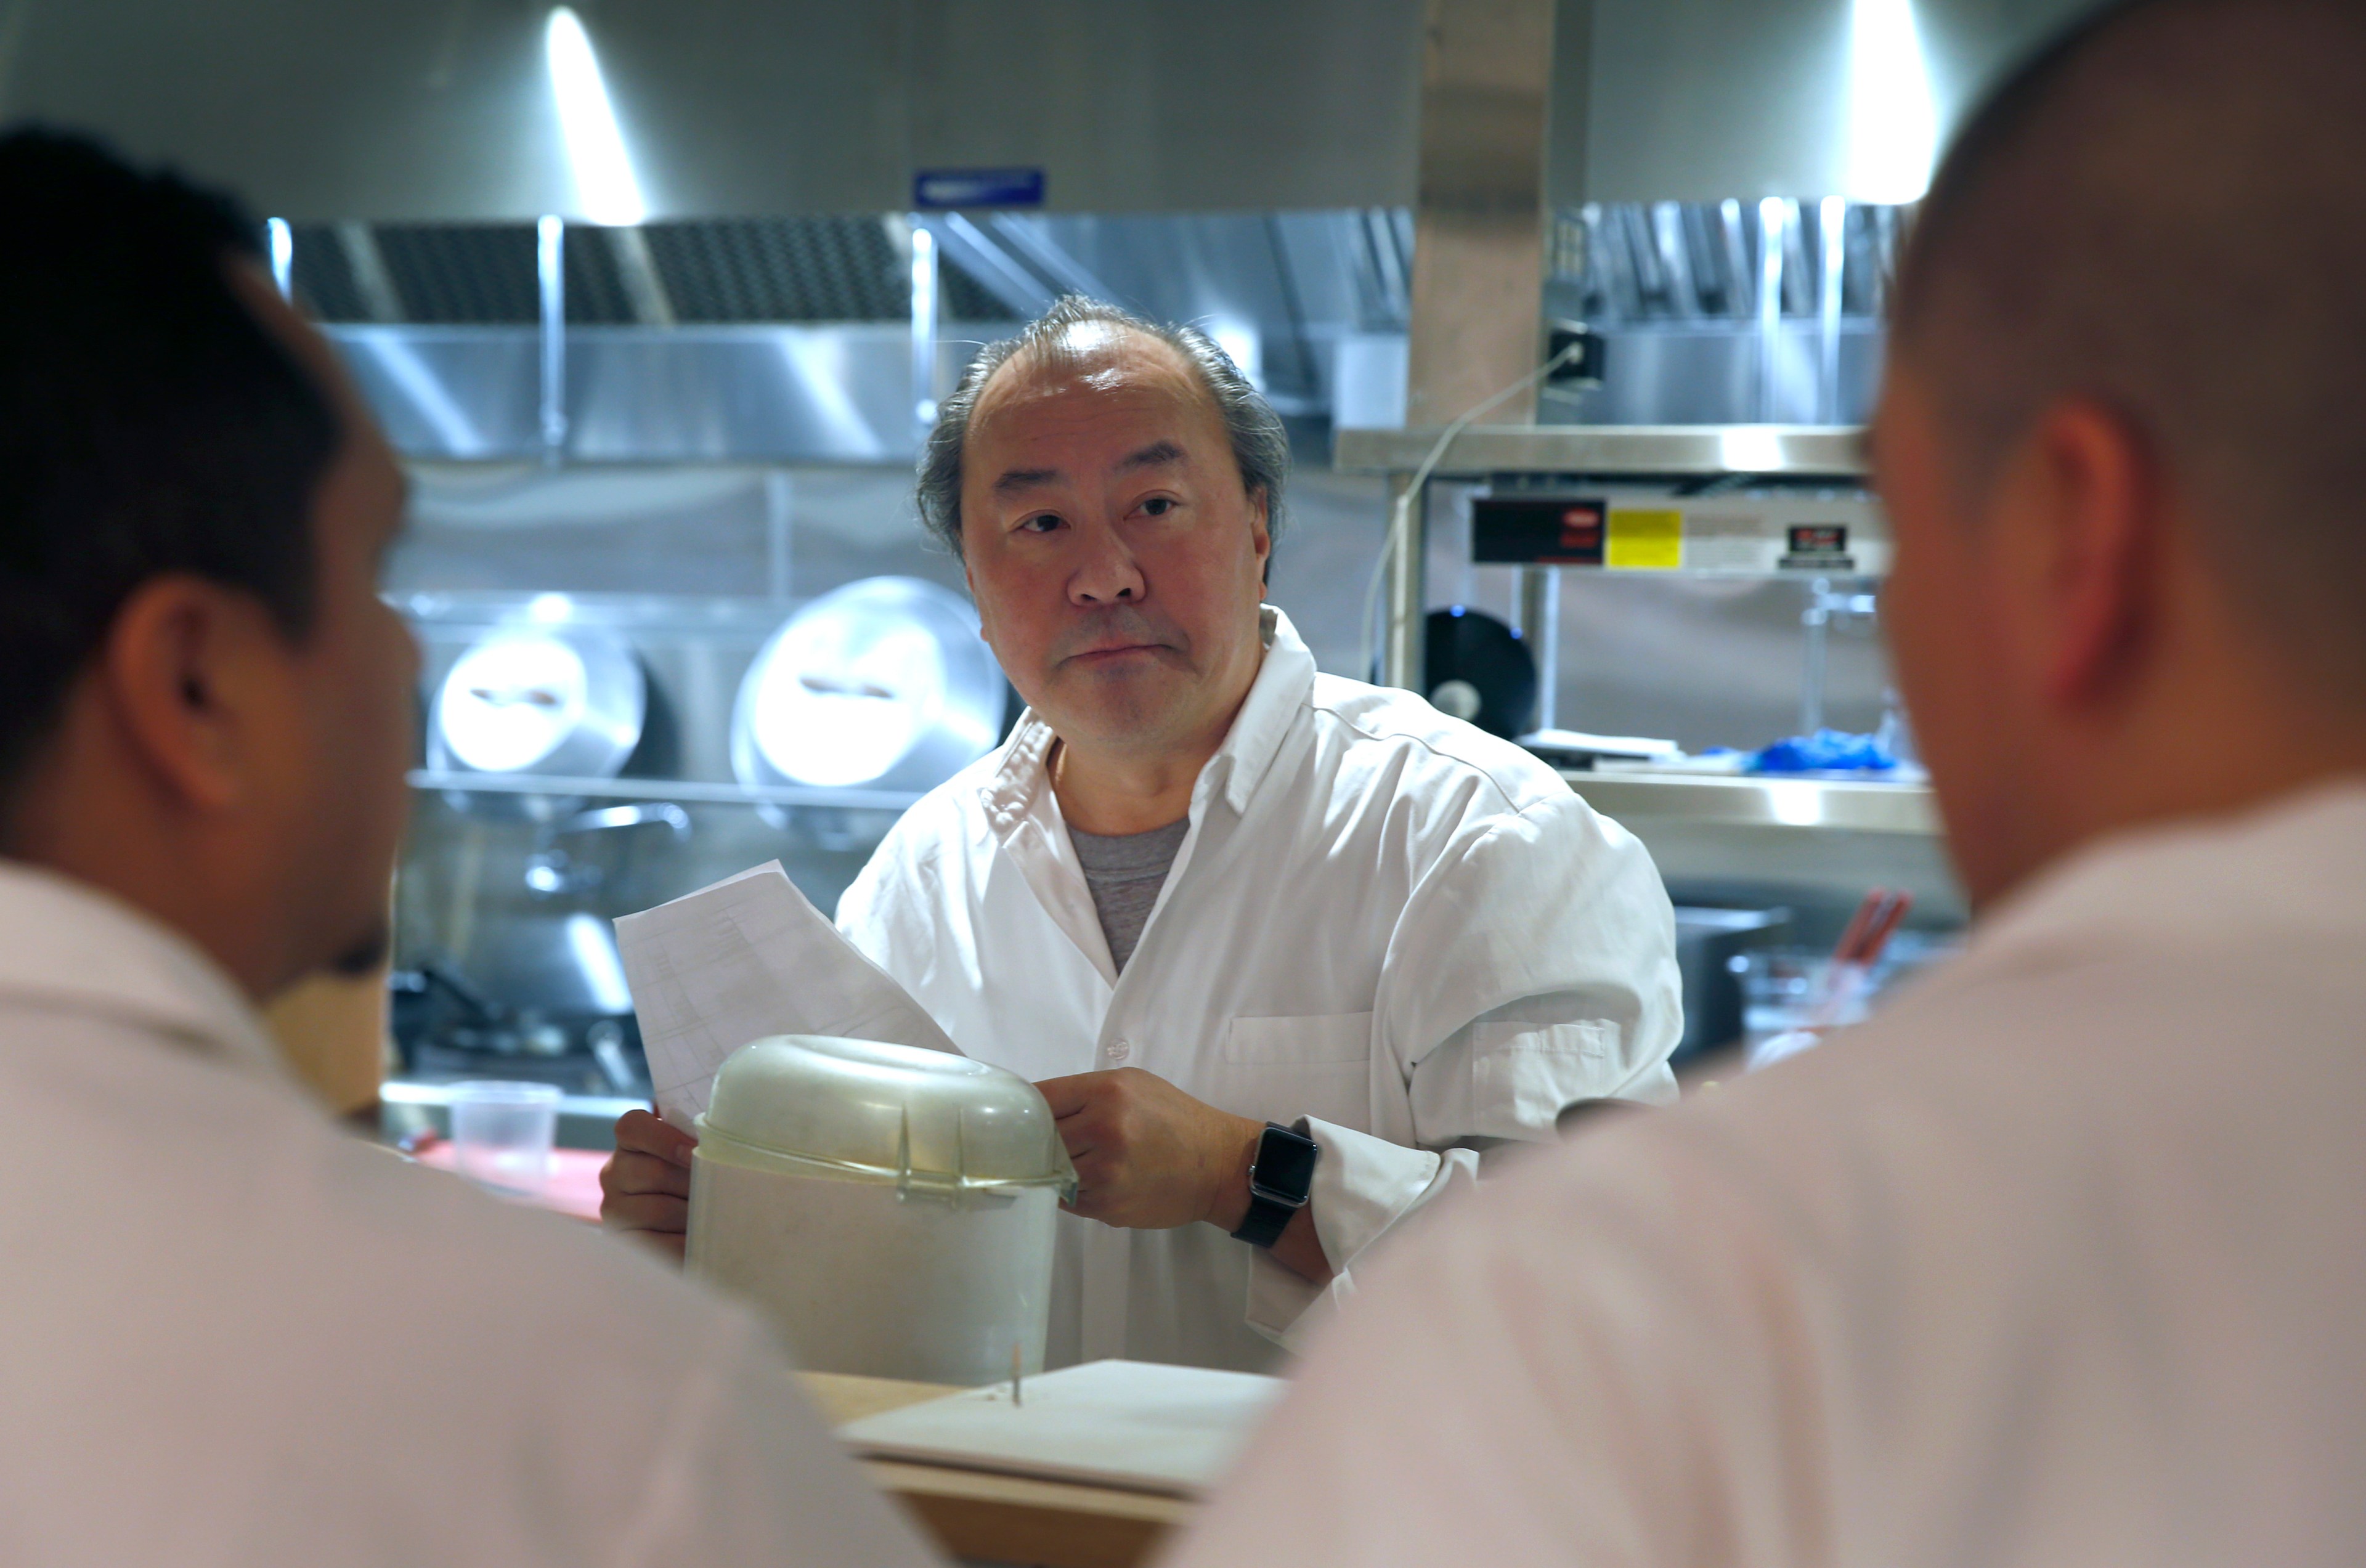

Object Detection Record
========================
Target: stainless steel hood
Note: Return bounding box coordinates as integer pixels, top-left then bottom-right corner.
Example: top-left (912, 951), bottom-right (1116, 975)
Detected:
top-left (0, 0), bottom-right (1423, 221)
top-left (309, 208), bottom-right (1419, 460)
top-left (1555, 0), bottom-right (2094, 205)
top-left (2, 0), bottom-right (2093, 222)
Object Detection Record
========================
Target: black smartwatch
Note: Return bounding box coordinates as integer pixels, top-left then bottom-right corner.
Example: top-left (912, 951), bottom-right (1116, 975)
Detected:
top-left (1230, 1121), bottom-right (1321, 1248)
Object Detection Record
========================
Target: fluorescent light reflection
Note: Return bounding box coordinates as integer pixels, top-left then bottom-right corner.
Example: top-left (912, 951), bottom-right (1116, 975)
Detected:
top-left (1213, 324), bottom-right (1264, 390)
top-left (545, 7), bottom-right (646, 224)
top-left (370, 335), bottom-right (485, 455)
top-left (565, 912), bottom-right (635, 1014)
top-left (1720, 426), bottom-right (1786, 472)
top-left (1766, 779), bottom-right (1826, 828)
top-left (1847, 0), bottom-right (1938, 203)
top-left (265, 217), bottom-right (293, 299)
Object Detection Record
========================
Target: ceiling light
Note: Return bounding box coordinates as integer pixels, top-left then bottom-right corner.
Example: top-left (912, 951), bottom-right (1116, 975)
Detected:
top-left (1847, 0), bottom-right (1938, 203)
top-left (545, 7), bottom-right (646, 225)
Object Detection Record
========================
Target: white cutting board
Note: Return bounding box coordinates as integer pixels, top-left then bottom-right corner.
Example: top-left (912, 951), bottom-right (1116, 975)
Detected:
top-left (838, 1359), bottom-right (1284, 1498)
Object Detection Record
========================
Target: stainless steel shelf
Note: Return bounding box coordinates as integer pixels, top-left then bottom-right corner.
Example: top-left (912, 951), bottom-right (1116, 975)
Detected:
top-left (407, 770), bottom-right (926, 812)
top-left (1561, 770), bottom-right (1939, 836)
top-left (1334, 424), bottom-right (1868, 479)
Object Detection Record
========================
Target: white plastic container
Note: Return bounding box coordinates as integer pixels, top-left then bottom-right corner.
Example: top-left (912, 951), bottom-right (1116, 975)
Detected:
top-left (685, 1034), bottom-right (1074, 1386)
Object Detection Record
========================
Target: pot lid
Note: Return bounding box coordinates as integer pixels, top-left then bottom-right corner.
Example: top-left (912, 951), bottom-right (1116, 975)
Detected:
top-left (698, 1035), bottom-right (1075, 1197)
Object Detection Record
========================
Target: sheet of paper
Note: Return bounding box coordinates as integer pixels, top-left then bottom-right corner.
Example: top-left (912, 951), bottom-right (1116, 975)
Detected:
top-left (614, 861), bottom-right (960, 1126)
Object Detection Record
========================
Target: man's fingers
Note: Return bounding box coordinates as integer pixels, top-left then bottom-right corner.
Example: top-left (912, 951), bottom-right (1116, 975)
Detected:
top-left (601, 1149), bottom-right (691, 1201)
top-left (1033, 1073), bottom-right (1099, 1118)
top-left (601, 1190), bottom-right (689, 1235)
top-left (614, 1107), bottom-right (696, 1166)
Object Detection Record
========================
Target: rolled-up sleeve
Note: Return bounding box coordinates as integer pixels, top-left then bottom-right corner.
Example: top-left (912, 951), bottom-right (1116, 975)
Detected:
top-left (1247, 792), bottom-right (1680, 1344)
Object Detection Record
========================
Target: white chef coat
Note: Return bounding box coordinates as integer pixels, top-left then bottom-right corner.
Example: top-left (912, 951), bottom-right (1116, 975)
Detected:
top-left (1171, 780), bottom-right (2366, 1567)
top-left (837, 606), bottom-right (1680, 1373)
top-left (0, 861), bottom-right (932, 1568)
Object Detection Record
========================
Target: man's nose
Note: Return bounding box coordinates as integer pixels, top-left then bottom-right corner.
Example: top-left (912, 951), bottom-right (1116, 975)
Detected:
top-left (1068, 519), bottom-right (1147, 606)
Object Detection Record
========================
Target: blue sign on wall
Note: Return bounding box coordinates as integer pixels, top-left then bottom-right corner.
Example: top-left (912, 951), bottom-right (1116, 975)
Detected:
top-left (912, 167), bottom-right (1046, 209)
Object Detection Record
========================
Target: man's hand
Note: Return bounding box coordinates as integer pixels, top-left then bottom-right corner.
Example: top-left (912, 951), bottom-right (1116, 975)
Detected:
top-left (598, 1108), bottom-right (696, 1261)
top-left (1036, 1067), bottom-right (1264, 1231)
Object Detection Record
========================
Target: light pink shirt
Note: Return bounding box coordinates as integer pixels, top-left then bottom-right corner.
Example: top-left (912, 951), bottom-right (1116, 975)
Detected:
top-left (0, 862), bottom-right (932, 1568)
top-left (1173, 782), bottom-right (2366, 1566)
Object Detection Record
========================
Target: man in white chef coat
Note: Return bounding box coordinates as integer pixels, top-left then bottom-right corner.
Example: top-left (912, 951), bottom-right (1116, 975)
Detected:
top-left (0, 131), bottom-right (931, 1567)
top-left (603, 296), bottom-right (1682, 1371)
top-left (1170, 0), bottom-right (2366, 1562)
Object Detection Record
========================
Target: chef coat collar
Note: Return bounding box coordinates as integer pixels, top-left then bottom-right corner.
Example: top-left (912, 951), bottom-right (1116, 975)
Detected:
top-left (981, 604), bottom-right (1318, 829)
top-left (0, 858), bottom-right (289, 1081)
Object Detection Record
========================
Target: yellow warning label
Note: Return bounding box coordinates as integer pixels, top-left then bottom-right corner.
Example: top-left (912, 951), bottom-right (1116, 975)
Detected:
top-left (1606, 509), bottom-right (1683, 569)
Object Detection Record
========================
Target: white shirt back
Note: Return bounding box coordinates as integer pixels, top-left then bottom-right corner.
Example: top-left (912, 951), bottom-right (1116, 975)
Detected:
top-left (1171, 782), bottom-right (2366, 1567)
top-left (0, 863), bottom-right (933, 1568)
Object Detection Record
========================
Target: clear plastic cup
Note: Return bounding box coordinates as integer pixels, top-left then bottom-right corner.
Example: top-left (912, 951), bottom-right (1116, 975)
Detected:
top-left (450, 1081), bottom-right (562, 1197)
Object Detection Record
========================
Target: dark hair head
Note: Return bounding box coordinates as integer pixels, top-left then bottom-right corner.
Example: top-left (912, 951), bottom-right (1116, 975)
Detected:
top-left (1890, 0), bottom-right (2366, 699)
top-left (915, 295), bottom-right (1289, 559)
top-left (0, 129), bottom-right (341, 803)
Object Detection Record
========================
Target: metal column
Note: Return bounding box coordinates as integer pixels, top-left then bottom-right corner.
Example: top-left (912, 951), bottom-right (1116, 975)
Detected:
top-left (536, 215), bottom-right (567, 465)
top-left (1519, 566), bottom-right (1559, 731)
top-left (1386, 0), bottom-right (1561, 691)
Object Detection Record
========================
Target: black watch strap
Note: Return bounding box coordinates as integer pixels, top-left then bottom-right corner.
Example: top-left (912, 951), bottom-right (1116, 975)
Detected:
top-left (1230, 1121), bottom-right (1320, 1249)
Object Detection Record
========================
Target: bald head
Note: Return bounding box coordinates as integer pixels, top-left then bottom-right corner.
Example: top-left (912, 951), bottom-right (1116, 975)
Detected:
top-left (1893, 0), bottom-right (2366, 701)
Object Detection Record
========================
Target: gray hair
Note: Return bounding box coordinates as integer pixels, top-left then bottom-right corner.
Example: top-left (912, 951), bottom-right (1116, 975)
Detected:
top-left (916, 295), bottom-right (1289, 557)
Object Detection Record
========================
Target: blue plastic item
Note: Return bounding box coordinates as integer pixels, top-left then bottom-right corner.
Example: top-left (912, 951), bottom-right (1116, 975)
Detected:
top-left (1747, 728), bottom-right (1901, 774)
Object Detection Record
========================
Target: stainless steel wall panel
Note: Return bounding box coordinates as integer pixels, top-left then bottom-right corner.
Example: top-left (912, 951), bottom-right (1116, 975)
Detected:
top-left (566, 327), bottom-right (917, 463)
top-left (333, 325), bottom-right (994, 464)
top-left (1541, 321), bottom-right (1885, 426)
top-left (335, 328), bottom-right (544, 460)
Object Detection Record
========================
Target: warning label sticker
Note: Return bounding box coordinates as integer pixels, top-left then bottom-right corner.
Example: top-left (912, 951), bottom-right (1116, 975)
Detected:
top-left (1606, 509), bottom-right (1683, 570)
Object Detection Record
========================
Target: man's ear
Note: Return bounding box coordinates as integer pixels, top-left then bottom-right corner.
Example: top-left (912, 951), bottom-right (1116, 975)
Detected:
top-left (1248, 485), bottom-right (1272, 588)
top-left (2004, 400), bottom-right (2159, 712)
top-left (99, 575), bottom-right (283, 813)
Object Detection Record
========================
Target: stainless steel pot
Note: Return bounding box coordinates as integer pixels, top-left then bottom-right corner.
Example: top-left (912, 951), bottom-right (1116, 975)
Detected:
top-left (428, 622), bottom-right (646, 782)
top-left (731, 577), bottom-right (1004, 796)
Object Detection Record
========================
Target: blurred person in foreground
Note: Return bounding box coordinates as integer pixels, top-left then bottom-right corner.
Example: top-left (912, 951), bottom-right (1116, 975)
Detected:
top-left (1171, 0), bottom-right (2366, 1562)
top-left (0, 129), bottom-right (931, 1567)
top-left (602, 295), bottom-right (1681, 1370)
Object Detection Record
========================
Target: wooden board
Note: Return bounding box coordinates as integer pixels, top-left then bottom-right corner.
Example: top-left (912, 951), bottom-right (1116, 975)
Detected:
top-left (803, 1372), bottom-right (1192, 1568)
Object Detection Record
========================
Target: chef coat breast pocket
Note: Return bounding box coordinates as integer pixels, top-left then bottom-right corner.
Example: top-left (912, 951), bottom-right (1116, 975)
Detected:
top-left (1213, 1012), bottom-right (1374, 1131)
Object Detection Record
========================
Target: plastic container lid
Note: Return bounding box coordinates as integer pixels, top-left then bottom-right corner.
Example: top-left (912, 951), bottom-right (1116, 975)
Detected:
top-left (697, 1035), bottom-right (1076, 1199)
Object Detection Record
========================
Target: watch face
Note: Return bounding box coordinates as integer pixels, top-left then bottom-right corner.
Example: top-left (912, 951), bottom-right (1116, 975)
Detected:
top-left (1254, 1126), bottom-right (1320, 1199)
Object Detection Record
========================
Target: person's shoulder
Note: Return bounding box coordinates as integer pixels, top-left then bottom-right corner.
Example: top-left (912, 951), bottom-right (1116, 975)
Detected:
top-left (847, 740), bottom-right (1010, 908)
top-left (884, 742), bottom-right (1009, 848)
top-left (1471, 932), bottom-right (2352, 1279)
top-left (298, 1115), bottom-right (773, 1386)
top-left (1303, 672), bottom-right (1570, 816)
top-left (1, 1039), bottom-right (831, 1559)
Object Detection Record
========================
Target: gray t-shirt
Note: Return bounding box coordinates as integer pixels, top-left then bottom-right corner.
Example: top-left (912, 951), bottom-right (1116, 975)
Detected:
top-left (1067, 817), bottom-right (1191, 973)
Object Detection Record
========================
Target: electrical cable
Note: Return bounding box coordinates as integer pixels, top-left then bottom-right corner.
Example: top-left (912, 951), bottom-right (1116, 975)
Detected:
top-left (1360, 339), bottom-right (1588, 681)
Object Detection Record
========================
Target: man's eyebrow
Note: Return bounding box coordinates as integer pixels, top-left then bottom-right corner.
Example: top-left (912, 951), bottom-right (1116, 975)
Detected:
top-left (992, 466), bottom-right (1061, 495)
top-left (1118, 440), bottom-right (1186, 472)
